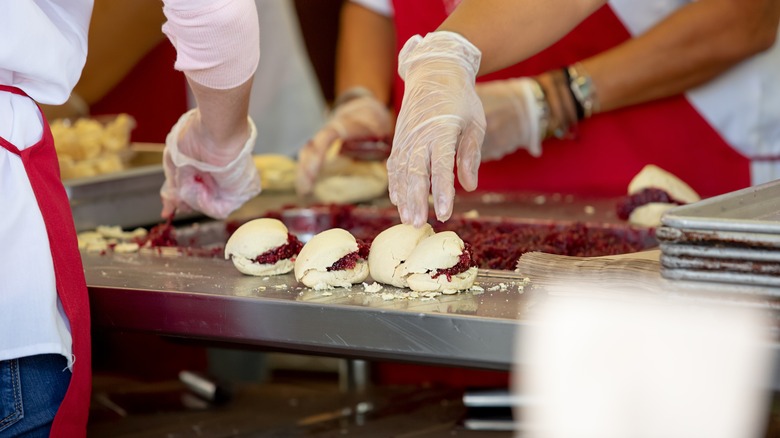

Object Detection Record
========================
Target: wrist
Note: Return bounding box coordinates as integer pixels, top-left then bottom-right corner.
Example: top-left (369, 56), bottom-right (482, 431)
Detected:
top-left (535, 71), bottom-right (577, 140)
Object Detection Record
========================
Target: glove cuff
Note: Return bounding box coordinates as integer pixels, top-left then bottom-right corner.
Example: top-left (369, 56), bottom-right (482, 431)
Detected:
top-left (398, 31), bottom-right (482, 80)
top-left (165, 108), bottom-right (258, 172)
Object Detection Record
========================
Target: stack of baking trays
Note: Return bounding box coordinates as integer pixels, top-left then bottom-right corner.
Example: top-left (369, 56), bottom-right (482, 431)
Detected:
top-left (657, 179), bottom-right (780, 294)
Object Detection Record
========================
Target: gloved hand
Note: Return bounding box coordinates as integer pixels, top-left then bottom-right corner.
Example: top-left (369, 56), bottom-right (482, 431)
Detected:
top-left (389, 31), bottom-right (485, 227)
top-left (161, 109), bottom-right (261, 220)
top-left (476, 78), bottom-right (545, 161)
top-left (296, 93), bottom-right (392, 195)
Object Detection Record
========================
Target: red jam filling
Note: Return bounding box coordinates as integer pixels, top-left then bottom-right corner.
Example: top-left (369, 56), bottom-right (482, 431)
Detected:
top-left (432, 242), bottom-right (476, 281)
top-left (326, 240), bottom-right (370, 271)
top-left (253, 233), bottom-right (303, 264)
top-left (142, 215), bottom-right (178, 247)
top-left (616, 188), bottom-right (685, 221)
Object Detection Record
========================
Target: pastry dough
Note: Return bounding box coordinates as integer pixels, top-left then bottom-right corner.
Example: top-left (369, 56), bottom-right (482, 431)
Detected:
top-left (312, 141), bottom-right (388, 204)
top-left (368, 223), bottom-right (434, 287)
top-left (400, 231), bottom-right (478, 293)
top-left (253, 154), bottom-right (296, 192)
top-left (294, 228), bottom-right (368, 290)
top-left (225, 218), bottom-right (300, 276)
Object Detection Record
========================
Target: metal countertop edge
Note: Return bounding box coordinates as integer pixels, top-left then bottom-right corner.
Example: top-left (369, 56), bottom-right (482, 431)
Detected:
top-left (87, 284), bottom-right (519, 371)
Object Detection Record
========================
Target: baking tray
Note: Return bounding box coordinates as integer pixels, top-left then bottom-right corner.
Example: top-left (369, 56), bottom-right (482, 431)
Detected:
top-left (661, 179), bottom-right (780, 233)
top-left (661, 267), bottom-right (780, 289)
top-left (656, 226), bottom-right (780, 249)
top-left (659, 243), bottom-right (780, 262)
top-left (660, 254), bottom-right (780, 275)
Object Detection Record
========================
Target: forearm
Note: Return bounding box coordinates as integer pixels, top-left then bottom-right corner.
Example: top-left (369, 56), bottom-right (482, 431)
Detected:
top-left (335, 2), bottom-right (396, 105)
top-left (438, 0), bottom-right (605, 75)
top-left (188, 78), bottom-right (252, 159)
top-left (583, 0), bottom-right (780, 112)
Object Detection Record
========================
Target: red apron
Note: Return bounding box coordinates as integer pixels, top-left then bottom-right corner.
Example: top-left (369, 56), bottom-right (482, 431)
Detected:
top-left (392, 2), bottom-right (751, 198)
top-left (0, 86), bottom-right (91, 437)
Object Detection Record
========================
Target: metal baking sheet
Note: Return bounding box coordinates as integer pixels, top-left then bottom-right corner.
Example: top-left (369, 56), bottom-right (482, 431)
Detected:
top-left (659, 243), bottom-right (780, 262)
top-left (661, 267), bottom-right (780, 290)
top-left (661, 179), bottom-right (780, 233)
top-left (660, 254), bottom-right (780, 275)
top-left (656, 226), bottom-right (780, 248)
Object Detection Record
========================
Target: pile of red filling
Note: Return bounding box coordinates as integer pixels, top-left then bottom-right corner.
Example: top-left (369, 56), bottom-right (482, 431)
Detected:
top-left (615, 188), bottom-right (686, 220)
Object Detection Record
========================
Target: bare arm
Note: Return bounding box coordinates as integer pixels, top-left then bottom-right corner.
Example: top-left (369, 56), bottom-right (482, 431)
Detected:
top-left (583, 0), bottom-right (780, 112)
top-left (438, 0), bottom-right (606, 75)
top-left (334, 2), bottom-right (396, 104)
top-left (185, 78), bottom-right (253, 165)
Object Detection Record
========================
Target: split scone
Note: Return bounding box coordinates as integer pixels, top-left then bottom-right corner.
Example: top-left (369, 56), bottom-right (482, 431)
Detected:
top-left (368, 223), bottom-right (435, 288)
top-left (294, 228), bottom-right (369, 290)
top-left (400, 231), bottom-right (478, 294)
top-left (225, 218), bottom-right (303, 276)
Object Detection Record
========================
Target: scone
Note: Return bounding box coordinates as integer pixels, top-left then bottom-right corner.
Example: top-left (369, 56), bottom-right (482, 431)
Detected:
top-left (294, 228), bottom-right (369, 290)
top-left (225, 218), bottom-right (303, 276)
top-left (368, 223), bottom-right (434, 287)
top-left (618, 164), bottom-right (701, 226)
top-left (400, 231), bottom-right (478, 294)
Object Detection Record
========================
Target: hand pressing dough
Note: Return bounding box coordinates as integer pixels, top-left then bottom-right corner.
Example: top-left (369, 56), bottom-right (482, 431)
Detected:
top-left (369, 223), bottom-right (434, 287)
top-left (225, 218), bottom-right (301, 276)
top-left (313, 141), bottom-right (388, 204)
top-left (294, 228), bottom-right (368, 290)
top-left (400, 231), bottom-right (478, 293)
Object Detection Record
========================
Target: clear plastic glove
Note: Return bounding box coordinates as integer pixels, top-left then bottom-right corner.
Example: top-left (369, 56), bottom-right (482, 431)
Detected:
top-left (389, 31), bottom-right (485, 227)
top-left (160, 109), bottom-right (261, 220)
top-left (476, 78), bottom-right (545, 161)
top-left (296, 94), bottom-right (392, 195)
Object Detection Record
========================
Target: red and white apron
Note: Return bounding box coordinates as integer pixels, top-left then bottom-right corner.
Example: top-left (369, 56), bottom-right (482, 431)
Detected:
top-left (391, 2), bottom-right (751, 199)
top-left (0, 85), bottom-right (91, 437)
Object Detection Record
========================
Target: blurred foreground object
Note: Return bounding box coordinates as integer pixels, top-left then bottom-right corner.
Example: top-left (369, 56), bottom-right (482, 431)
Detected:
top-left (515, 284), bottom-right (775, 438)
top-left (53, 113), bottom-right (136, 180)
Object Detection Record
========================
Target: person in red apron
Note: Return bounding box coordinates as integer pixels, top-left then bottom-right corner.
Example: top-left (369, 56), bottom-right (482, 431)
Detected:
top-left (0, 86), bottom-right (92, 438)
top-left (389, 0), bottom-right (779, 226)
top-left (297, 0), bottom-right (779, 386)
top-left (298, 0), bottom-right (778, 224)
top-left (1, 1), bottom-right (262, 436)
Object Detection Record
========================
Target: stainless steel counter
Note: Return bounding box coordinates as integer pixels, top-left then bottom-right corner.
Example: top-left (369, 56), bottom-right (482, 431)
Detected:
top-left (82, 191), bottom-right (651, 371)
top-left (84, 250), bottom-right (536, 370)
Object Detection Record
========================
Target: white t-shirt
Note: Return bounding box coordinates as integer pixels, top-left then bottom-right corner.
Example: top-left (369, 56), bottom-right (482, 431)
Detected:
top-left (0, 0), bottom-right (93, 368)
top-left (609, 0), bottom-right (780, 185)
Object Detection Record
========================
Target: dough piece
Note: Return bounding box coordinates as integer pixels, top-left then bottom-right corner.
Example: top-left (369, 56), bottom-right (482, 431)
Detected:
top-left (313, 141), bottom-right (388, 204)
top-left (225, 218), bottom-right (301, 276)
top-left (369, 223), bottom-right (434, 287)
top-left (628, 202), bottom-right (677, 228)
top-left (628, 164), bottom-right (700, 203)
top-left (253, 154), bottom-right (296, 192)
top-left (401, 231), bottom-right (478, 293)
top-left (294, 228), bottom-right (368, 290)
